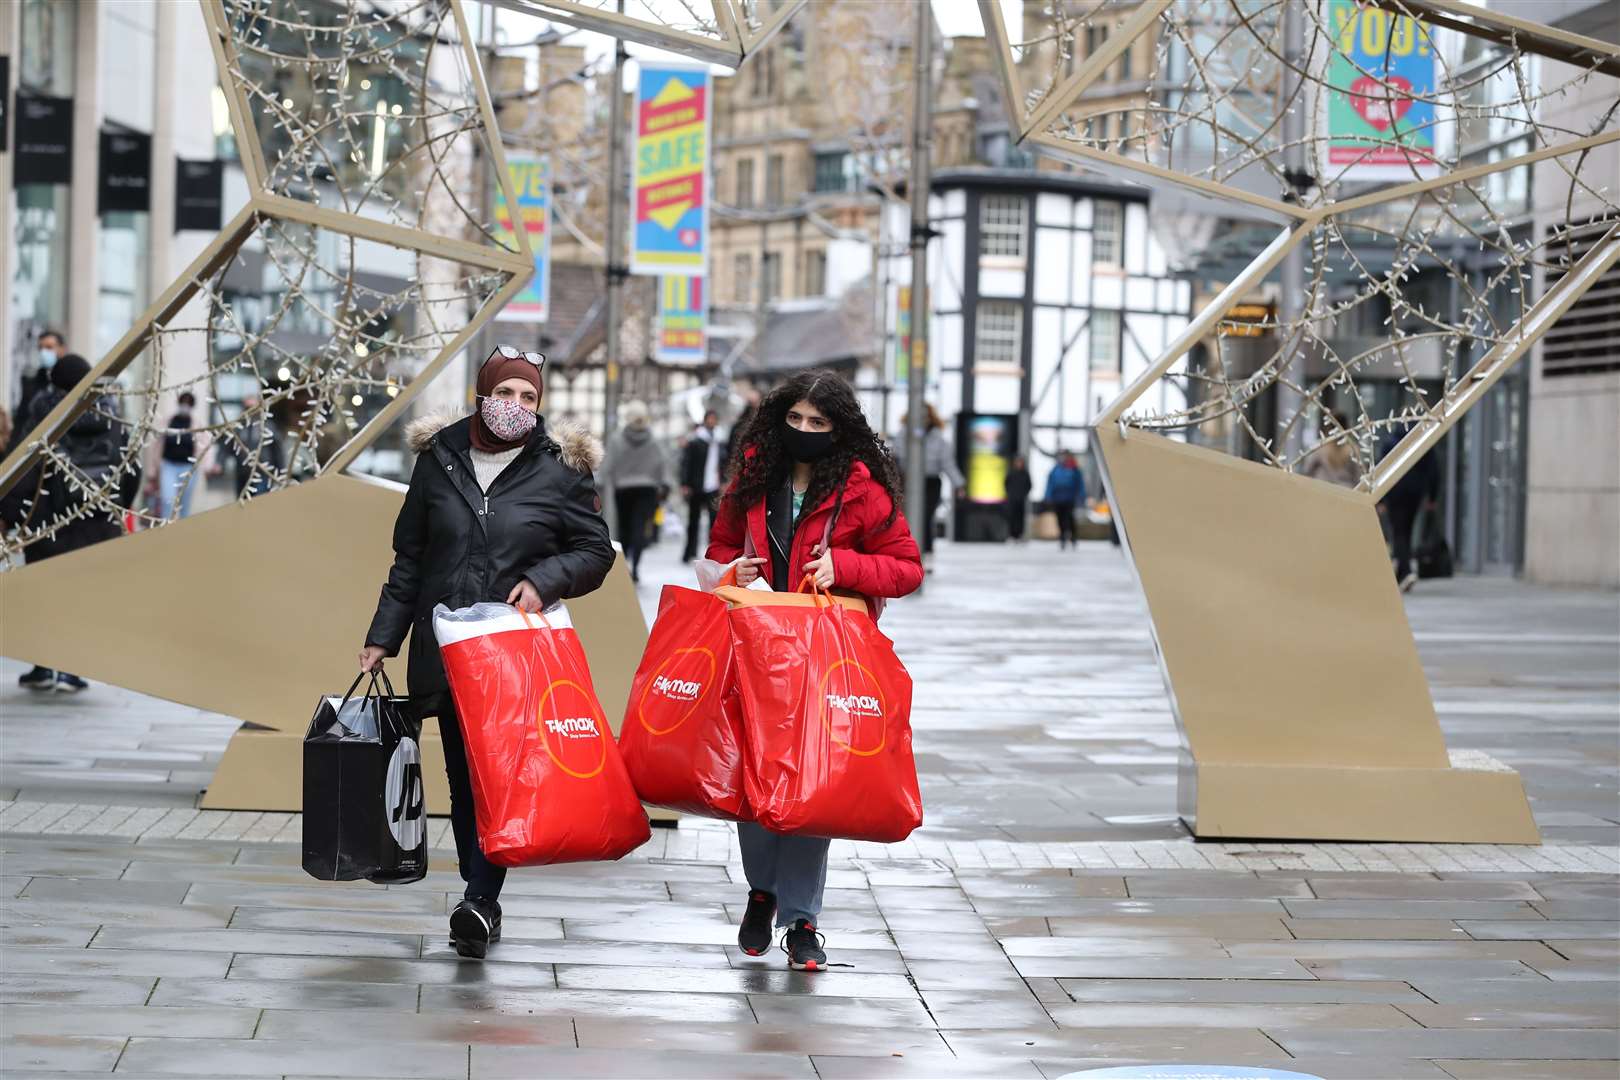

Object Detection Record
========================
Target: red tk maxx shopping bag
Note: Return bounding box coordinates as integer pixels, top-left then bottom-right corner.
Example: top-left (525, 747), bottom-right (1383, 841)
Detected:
top-left (727, 584), bottom-right (922, 842)
top-left (433, 602), bottom-right (651, 866)
top-left (618, 585), bottom-right (750, 820)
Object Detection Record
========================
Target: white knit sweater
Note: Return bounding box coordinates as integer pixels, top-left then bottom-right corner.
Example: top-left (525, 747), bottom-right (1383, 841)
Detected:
top-left (469, 446), bottom-right (523, 493)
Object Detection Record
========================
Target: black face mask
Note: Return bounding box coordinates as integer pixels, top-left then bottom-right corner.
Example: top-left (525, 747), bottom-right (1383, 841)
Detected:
top-left (781, 423), bottom-right (835, 463)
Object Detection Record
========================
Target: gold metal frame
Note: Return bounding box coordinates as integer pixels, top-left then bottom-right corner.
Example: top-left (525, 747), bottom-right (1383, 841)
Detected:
top-left (487, 0), bottom-right (807, 68)
top-left (973, 0), bottom-right (1620, 842)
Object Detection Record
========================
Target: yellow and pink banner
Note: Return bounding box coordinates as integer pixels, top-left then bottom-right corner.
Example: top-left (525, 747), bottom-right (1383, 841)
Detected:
top-left (631, 64), bottom-right (710, 277)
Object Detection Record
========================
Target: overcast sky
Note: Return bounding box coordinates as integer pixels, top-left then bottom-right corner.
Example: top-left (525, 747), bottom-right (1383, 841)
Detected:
top-left (477, 1), bottom-right (1023, 77)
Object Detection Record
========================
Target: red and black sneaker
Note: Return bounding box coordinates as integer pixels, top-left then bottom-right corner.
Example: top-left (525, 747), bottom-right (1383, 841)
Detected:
top-left (784, 918), bottom-right (826, 972)
top-left (737, 890), bottom-right (776, 956)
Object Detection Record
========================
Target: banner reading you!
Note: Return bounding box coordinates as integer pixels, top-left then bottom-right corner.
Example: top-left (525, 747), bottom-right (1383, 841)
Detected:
top-left (494, 154), bottom-right (551, 323)
top-left (631, 64), bottom-right (710, 277)
top-left (1326, 0), bottom-right (1440, 180)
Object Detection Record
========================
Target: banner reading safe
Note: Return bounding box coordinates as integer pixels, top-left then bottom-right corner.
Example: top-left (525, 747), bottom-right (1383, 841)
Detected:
top-left (631, 64), bottom-right (710, 277)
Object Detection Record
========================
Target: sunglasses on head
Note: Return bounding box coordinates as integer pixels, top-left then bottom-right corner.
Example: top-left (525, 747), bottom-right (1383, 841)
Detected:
top-left (490, 344), bottom-right (546, 369)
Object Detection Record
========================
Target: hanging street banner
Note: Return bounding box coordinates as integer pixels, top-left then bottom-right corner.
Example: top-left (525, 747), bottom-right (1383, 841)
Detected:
top-left (656, 275), bottom-right (707, 365)
top-left (1326, 0), bottom-right (1440, 180)
top-left (894, 286), bottom-right (912, 384)
top-left (494, 154), bottom-right (551, 323)
top-left (631, 63), bottom-right (711, 277)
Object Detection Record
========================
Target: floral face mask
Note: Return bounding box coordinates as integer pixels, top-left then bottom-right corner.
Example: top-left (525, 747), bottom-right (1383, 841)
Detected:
top-left (480, 395), bottom-right (538, 441)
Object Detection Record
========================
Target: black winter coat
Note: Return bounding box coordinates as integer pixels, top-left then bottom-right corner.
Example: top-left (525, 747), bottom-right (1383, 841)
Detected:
top-left (364, 412), bottom-right (615, 709)
top-left (1, 384), bottom-right (133, 558)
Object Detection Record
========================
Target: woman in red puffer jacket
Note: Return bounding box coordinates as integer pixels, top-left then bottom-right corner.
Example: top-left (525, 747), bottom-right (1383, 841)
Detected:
top-left (706, 368), bottom-right (922, 971)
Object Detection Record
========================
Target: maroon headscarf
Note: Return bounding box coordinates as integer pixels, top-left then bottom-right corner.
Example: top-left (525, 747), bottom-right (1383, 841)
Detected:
top-left (470, 353), bottom-right (544, 452)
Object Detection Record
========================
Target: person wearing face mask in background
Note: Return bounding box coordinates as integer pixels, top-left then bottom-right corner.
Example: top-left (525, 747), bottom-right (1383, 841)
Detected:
top-left (602, 399), bottom-right (669, 584)
top-left (679, 409), bottom-right (726, 562)
top-left (2, 354), bottom-right (136, 692)
top-left (14, 330), bottom-right (68, 419)
top-left (706, 368), bottom-right (923, 971)
top-left (357, 345), bottom-right (614, 960)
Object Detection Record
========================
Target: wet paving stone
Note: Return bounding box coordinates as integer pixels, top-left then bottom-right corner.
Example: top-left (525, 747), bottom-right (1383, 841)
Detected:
top-left (0, 1003), bottom-right (260, 1038)
top-left (1, 544), bottom-right (1615, 1076)
top-left (1055, 978), bottom-right (1430, 1004)
top-left (421, 984), bottom-right (756, 1023)
top-left (1046, 1002), bottom-right (1421, 1029)
top-left (1265, 1027), bottom-right (1620, 1060)
top-left (0, 1034), bottom-right (128, 1073)
top-left (116, 1036), bottom-right (474, 1077)
top-left (0, 973), bottom-right (154, 1006)
top-left (148, 976), bottom-right (420, 1011)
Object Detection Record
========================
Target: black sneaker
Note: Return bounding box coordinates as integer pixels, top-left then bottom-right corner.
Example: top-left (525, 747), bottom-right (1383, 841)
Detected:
top-left (783, 918), bottom-right (826, 972)
top-left (54, 673), bottom-right (89, 694)
top-left (737, 890), bottom-right (775, 956)
top-left (449, 896), bottom-right (502, 959)
top-left (18, 666), bottom-right (54, 691)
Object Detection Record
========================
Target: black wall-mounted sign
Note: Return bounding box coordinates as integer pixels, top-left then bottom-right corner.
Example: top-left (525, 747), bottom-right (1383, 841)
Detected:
top-left (99, 128), bottom-right (152, 214)
top-left (13, 92), bottom-right (74, 185)
top-left (1, 57), bottom-right (10, 154)
top-left (175, 158), bottom-right (224, 231)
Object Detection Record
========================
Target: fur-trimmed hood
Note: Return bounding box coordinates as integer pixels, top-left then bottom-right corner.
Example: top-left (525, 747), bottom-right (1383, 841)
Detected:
top-left (404, 410), bottom-right (603, 474)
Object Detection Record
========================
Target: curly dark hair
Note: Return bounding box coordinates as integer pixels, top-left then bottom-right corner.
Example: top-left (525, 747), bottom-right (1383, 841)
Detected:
top-left (723, 368), bottom-right (904, 527)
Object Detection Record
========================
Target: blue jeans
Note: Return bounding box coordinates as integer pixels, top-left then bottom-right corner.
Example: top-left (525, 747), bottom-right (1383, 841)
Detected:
top-left (738, 821), bottom-right (830, 927)
top-left (160, 459), bottom-right (196, 519)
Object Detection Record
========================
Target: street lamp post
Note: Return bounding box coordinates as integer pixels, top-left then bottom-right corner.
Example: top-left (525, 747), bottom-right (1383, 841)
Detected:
top-left (904, 0), bottom-right (934, 569)
top-left (602, 0), bottom-right (628, 441)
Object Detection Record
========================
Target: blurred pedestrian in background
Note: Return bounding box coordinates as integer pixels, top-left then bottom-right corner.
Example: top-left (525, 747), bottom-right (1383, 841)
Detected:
top-left (680, 409), bottom-right (725, 562)
top-left (1005, 455), bottom-right (1032, 543)
top-left (225, 396), bottom-right (283, 498)
top-left (603, 399), bottom-right (668, 583)
top-left (148, 391), bottom-right (210, 519)
top-left (1044, 451), bottom-right (1086, 550)
top-left (1378, 423), bottom-right (1439, 593)
top-left (1, 354), bottom-right (135, 693)
top-left (17, 329), bottom-right (68, 415)
top-left (1301, 410), bottom-right (1361, 489)
top-left (897, 404), bottom-right (964, 568)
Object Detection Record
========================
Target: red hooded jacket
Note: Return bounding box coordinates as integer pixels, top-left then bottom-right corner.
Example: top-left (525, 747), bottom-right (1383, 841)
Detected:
top-left (706, 459), bottom-right (923, 608)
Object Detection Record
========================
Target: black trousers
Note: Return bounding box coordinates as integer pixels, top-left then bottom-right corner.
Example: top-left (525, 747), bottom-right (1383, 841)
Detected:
top-left (614, 485), bottom-right (660, 574)
top-left (683, 489), bottom-right (718, 561)
top-left (923, 476), bottom-right (943, 554)
top-left (1051, 500), bottom-right (1077, 547)
top-left (1006, 499), bottom-right (1027, 540)
top-left (1386, 497), bottom-right (1420, 580)
top-left (436, 698), bottom-right (506, 901)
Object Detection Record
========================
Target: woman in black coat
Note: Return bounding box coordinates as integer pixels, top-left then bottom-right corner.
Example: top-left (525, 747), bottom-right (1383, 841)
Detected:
top-left (359, 348), bottom-right (614, 959)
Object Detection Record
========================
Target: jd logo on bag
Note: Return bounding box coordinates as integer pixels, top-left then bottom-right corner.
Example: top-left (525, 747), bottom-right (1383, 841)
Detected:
top-left (820, 660), bottom-right (888, 756)
top-left (538, 680), bottom-right (609, 779)
top-left (638, 646), bottom-right (717, 735)
top-left (385, 737), bottom-right (426, 852)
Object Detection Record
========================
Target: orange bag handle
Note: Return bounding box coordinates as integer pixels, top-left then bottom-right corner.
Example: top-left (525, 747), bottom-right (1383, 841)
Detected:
top-left (516, 606), bottom-right (553, 630)
top-left (796, 574), bottom-right (835, 609)
top-left (716, 563), bottom-right (740, 589)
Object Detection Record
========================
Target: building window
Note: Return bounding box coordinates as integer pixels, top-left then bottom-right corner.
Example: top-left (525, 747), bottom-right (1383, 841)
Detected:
top-left (1085, 23), bottom-right (1108, 66)
top-left (734, 253), bottom-right (753, 303)
top-left (766, 153), bottom-right (784, 206)
top-left (1093, 200), bottom-right (1123, 265)
top-left (762, 253), bottom-right (782, 301)
top-left (736, 158), bottom-right (755, 208)
top-left (974, 300), bottom-right (1022, 367)
top-left (813, 152), bottom-right (849, 193)
top-left (751, 47), bottom-right (775, 98)
top-left (980, 194), bottom-right (1027, 259)
top-left (1119, 40), bottom-right (1133, 81)
top-left (1090, 309), bottom-right (1121, 372)
top-left (804, 250), bottom-right (826, 297)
